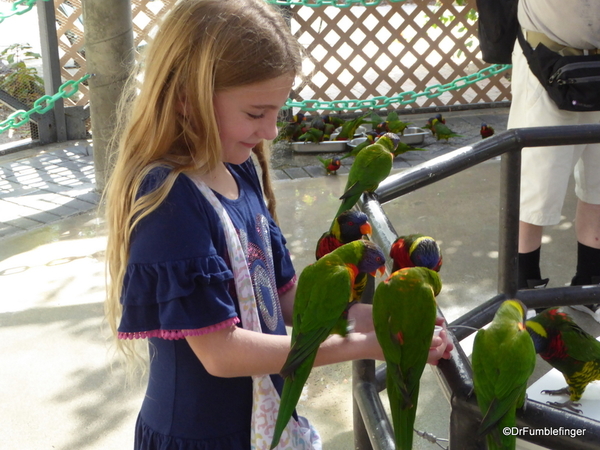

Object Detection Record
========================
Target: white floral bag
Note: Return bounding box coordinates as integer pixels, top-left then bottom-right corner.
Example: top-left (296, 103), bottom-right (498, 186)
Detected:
top-left (192, 179), bottom-right (321, 450)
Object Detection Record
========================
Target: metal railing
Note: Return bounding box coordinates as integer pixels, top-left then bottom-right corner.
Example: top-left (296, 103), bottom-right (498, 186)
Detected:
top-left (353, 124), bottom-right (600, 449)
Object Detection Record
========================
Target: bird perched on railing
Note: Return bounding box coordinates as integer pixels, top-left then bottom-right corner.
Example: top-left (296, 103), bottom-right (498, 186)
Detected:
top-left (472, 300), bottom-right (536, 450)
top-left (389, 234), bottom-right (442, 272)
top-left (271, 240), bottom-right (386, 450)
top-left (526, 308), bottom-right (600, 414)
top-left (315, 210), bottom-right (372, 260)
top-left (334, 132), bottom-right (399, 218)
top-left (373, 266), bottom-right (442, 450)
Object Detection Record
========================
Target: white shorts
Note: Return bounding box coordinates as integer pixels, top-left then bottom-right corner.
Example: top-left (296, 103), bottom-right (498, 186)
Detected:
top-left (507, 41), bottom-right (600, 226)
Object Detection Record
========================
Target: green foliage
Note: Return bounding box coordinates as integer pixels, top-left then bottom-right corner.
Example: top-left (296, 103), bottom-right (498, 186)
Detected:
top-left (432, 0), bottom-right (478, 59)
top-left (0, 43), bottom-right (45, 106)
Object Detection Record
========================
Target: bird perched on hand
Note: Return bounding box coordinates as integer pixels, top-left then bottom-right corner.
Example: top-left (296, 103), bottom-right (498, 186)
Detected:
top-left (373, 266), bottom-right (442, 450)
top-left (431, 118), bottom-right (462, 142)
top-left (271, 240), bottom-right (386, 449)
top-left (526, 308), bottom-right (600, 414)
top-left (389, 234), bottom-right (443, 272)
top-left (317, 155), bottom-right (342, 175)
top-left (480, 122), bottom-right (495, 139)
top-left (315, 210), bottom-right (372, 260)
top-left (334, 132), bottom-right (399, 218)
top-left (472, 300), bottom-right (536, 450)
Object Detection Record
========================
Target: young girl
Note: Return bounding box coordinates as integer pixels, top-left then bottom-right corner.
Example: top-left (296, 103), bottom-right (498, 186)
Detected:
top-left (104, 1), bottom-right (452, 449)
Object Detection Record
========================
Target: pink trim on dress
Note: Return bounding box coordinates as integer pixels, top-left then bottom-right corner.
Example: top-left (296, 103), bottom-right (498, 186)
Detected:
top-left (278, 275), bottom-right (297, 296)
top-left (118, 317), bottom-right (240, 340)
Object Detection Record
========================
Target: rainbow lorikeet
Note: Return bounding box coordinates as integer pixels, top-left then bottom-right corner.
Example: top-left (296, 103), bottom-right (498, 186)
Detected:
top-left (322, 114), bottom-right (345, 128)
top-left (423, 113), bottom-right (445, 136)
top-left (373, 266), bottom-right (442, 450)
top-left (334, 112), bottom-right (370, 141)
top-left (431, 118), bottom-right (462, 142)
top-left (270, 240), bottom-right (386, 449)
top-left (527, 308), bottom-right (600, 413)
top-left (297, 127), bottom-right (324, 143)
top-left (334, 132), bottom-right (399, 218)
top-left (315, 209), bottom-right (371, 260)
top-left (480, 122), bottom-right (495, 139)
top-left (389, 234), bottom-right (443, 273)
top-left (472, 300), bottom-right (536, 450)
top-left (316, 155), bottom-right (342, 175)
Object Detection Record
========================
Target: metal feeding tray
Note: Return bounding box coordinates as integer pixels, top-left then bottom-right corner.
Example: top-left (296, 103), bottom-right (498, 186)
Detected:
top-left (346, 127), bottom-right (428, 150)
top-left (290, 140), bottom-right (347, 153)
top-left (399, 127), bottom-right (428, 145)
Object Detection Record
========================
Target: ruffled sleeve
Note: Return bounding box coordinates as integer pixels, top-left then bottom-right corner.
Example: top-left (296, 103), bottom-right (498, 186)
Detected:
top-left (117, 168), bottom-right (240, 340)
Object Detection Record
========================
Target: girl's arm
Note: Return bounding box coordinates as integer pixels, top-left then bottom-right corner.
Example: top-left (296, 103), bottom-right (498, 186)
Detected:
top-left (185, 324), bottom-right (383, 378)
top-left (187, 283), bottom-right (453, 378)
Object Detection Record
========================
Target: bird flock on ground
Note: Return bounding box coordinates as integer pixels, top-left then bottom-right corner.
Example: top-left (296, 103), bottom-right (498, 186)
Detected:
top-left (270, 112), bottom-right (596, 450)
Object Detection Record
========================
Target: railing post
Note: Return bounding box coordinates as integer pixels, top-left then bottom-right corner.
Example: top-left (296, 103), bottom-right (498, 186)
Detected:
top-left (37, 0), bottom-right (66, 143)
top-left (498, 149), bottom-right (522, 297)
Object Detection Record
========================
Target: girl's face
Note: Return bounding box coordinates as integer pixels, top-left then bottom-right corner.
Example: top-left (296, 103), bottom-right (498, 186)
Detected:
top-left (213, 74), bottom-right (294, 165)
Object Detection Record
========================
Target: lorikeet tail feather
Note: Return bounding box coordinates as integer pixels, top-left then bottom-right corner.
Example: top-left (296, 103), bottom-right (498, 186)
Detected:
top-left (270, 353), bottom-right (317, 449)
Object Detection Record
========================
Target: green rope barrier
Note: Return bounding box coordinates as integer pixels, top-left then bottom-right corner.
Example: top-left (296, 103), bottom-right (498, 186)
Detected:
top-left (284, 64), bottom-right (511, 111)
top-left (0, 74), bottom-right (90, 134)
top-left (266, 0), bottom-right (405, 7)
top-left (0, 0), bottom-right (51, 24)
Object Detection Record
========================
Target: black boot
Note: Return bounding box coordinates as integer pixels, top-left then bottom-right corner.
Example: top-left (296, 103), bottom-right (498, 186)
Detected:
top-left (518, 248), bottom-right (549, 314)
top-left (569, 242), bottom-right (600, 320)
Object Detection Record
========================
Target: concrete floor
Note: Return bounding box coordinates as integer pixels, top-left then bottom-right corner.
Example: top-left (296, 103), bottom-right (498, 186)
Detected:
top-left (2, 120), bottom-right (600, 449)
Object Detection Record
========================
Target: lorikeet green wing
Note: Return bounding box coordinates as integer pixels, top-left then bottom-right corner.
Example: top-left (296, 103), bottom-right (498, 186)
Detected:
top-left (334, 133), bottom-right (399, 218)
top-left (432, 119), bottom-right (462, 142)
top-left (472, 300), bottom-right (536, 450)
top-left (526, 308), bottom-right (600, 412)
top-left (271, 240), bottom-right (386, 449)
top-left (372, 267), bottom-right (441, 450)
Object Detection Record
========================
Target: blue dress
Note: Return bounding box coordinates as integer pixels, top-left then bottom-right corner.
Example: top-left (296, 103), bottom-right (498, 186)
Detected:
top-left (118, 159), bottom-right (296, 449)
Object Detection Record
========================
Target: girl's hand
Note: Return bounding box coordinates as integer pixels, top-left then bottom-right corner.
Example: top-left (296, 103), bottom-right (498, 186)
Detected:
top-left (427, 317), bottom-right (454, 365)
top-left (346, 302), bottom-right (374, 334)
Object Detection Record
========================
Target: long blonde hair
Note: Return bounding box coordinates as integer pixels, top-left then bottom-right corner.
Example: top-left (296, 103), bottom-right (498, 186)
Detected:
top-left (104, 0), bottom-right (302, 362)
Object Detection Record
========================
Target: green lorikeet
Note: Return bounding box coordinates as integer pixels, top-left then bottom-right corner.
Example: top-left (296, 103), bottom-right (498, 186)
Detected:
top-left (472, 300), bottom-right (536, 450)
top-left (316, 155), bottom-right (342, 175)
top-left (340, 133), bottom-right (376, 160)
top-left (527, 308), bottom-right (600, 413)
top-left (315, 210), bottom-right (372, 260)
top-left (297, 127), bottom-right (324, 143)
top-left (334, 112), bottom-right (371, 141)
top-left (389, 234), bottom-right (443, 273)
top-left (372, 266), bottom-right (442, 450)
top-left (423, 113), bottom-right (445, 136)
top-left (334, 132), bottom-right (399, 218)
top-left (431, 118), bottom-right (462, 142)
top-left (392, 141), bottom-right (428, 157)
top-left (270, 240), bottom-right (386, 449)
